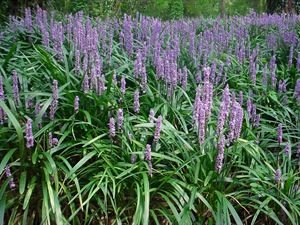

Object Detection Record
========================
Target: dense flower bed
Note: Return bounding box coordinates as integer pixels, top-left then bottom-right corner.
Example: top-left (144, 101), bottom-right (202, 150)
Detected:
top-left (0, 8), bottom-right (300, 225)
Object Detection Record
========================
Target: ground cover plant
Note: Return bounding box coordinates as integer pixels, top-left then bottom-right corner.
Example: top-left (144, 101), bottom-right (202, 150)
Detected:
top-left (0, 7), bottom-right (300, 225)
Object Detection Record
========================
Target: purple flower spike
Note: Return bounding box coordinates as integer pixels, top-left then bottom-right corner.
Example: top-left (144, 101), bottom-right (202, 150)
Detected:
top-left (234, 104), bottom-right (244, 140)
top-left (144, 144), bottom-right (152, 161)
top-left (109, 117), bottom-right (116, 138)
top-left (294, 79), bottom-right (300, 102)
top-left (120, 76), bottom-right (126, 95)
top-left (25, 118), bottom-right (34, 149)
top-left (49, 132), bottom-right (53, 148)
top-left (277, 123), bottom-right (283, 145)
top-left (117, 109), bottom-right (124, 130)
top-left (239, 91), bottom-right (243, 106)
top-left (284, 143), bottom-right (290, 157)
top-left (0, 76), bottom-right (4, 100)
top-left (52, 137), bottom-right (59, 146)
top-left (134, 90), bottom-right (140, 113)
top-left (50, 80), bottom-right (58, 120)
top-left (149, 109), bottom-right (155, 123)
top-left (297, 144), bottom-right (300, 158)
top-left (0, 76), bottom-right (5, 124)
top-left (247, 97), bottom-right (252, 119)
top-left (74, 96), bottom-right (79, 114)
top-left (154, 115), bottom-right (162, 143)
top-left (131, 154), bottom-right (137, 164)
top-left (198, 100), bottom-right (206, 144)
top-left (144, 144), bottom-right (153, 176)
top-left (83, 74), bottom-right (89, 93)
top-left (203, 67), bottom-right (211, 82)
top-left (215, 134), bottom-right (225, 173)
top-left (5, 165), bottom-right (16, 190)
top-left (275, 168), bottom-right (281, 183)
top-left (217, 85), bottom-right (230, 135)
top-left (297, 53), bottom-right (300, 72)
top-left (12, 70), bottom-right (20, 106)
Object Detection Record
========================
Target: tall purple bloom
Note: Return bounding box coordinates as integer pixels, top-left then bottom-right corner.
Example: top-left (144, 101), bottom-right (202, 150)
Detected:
top-left (215, 134), bottom-right (225, 173)
top-left (297, 144), bottom-right (300, 158)
top-left (0, 76), bottom-right (5, 124)
top-left (131, 154), bottom-right (137, 164)
top-left (228, 101), bottom-right (238, 142)
top-left (109, 117), bottom-right (116, 138)
top-left (12, 70), bottom-right (20, 106)
top-left (25, 118), bottom-right (34, 149)
top-left (82, 74), bottom-right (89, 93)
top-left (144, 144), bottom-right (152, 176)
top-left (297, 53), bottom-right (300, 72)
top-left (217, 85), bottom-right (230, 135)
top-left (198, 100), bottom-right (206, 144)
top-left (181, 67), bottom-right (188, 90)
top-left (50, 80), bottom-right (58, 120)
top-left (277, 123), bottom-right (283, 145)
top-left (284, 143), bottom-right (290, 157)
top-left (288, 46), bottom-right (294, 69)
top-left (239, 91), bottom-right (243, 106)
top-left (275, 168), bottom-right (281, 183)
top-left (74, 96), bottom-right (79, 114)
top-left (149, 108), bottom-right (155, 123)
top-left (117, 109), bottom-right (124, 130)
top-left (5, 165), bottom-right (16, 190)
top-left (262, 64), bottom-right (268, 87)
top-left (144, 144), bottom-right (152, 161)
top-left (234, 104), bottom-right (244, 140)
top-left (294, 79), bottom-right (300, 102)
top-left (120, 76), bottom-right (126, 95)
top-left (203, 67), bottom-right (211, 82)
top-left (134, 90), bottom-right (140, 113)
top-left (154, 115), bottom-right (162, 143)
top-left (49, 132), bottom-right (53, 148)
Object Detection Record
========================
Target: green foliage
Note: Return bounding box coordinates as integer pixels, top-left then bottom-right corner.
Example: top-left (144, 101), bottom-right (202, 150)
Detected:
top-left (169, 0), bottom-right (184, 19)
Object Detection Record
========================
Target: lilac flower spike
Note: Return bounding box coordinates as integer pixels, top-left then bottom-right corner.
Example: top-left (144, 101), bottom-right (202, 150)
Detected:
top-left (144, 144), bottom-right (152, 176)
top-left (277, 123), bottom-right (283, 145)
top-left (12, 70), bottom-right (20, 106)
top-left (275, 168), bottom-right (281, 183)
top-left (154, 115), bottom-right (162, 143)
top-left (144, 144), bottom-right (152, 161)
top-left (25, 118), bottom-right (34, 148)
top-left (49, 132), bottom-right (53, 147)
top-left (149, 109), bottom-right (155, 123)
top-left (215, 134), bottom-right (225, 173)
top-left (284, 143), bottom-right (290, 157)
top-left (0, 76), bottom-right (5, 124)
top-left (131, 154), bottom-right (137, 164)
top-left (217, 85), bottom-right (230, 135)
top-left (50, 80), bottom-right (58, 120)
top-left (297, 144), bottom-right (300, 158)
top-left (52, 137), bottom-right (59, 146)
top-left (294, 79), bottom-right (300, 102)
top-left (120, 76), bottom-right (126, 95)
top-left (109, 117), bottom-right (116, 138)
top-left (198, 100), bottom-right (206, 144)
top-left (74, 96), bottom-right (79, 114)
top-left (83, 74), bottom-right (89, 93)
top-left (117, 109), bottom-right (124, 130)
top-left (134, 90), bottom-right (140, 113)
top-left (5, 165), bottom-right (16, 190)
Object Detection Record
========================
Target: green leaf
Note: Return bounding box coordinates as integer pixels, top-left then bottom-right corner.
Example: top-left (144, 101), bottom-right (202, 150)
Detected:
top-left (0, 101), bottom-right (25, 155)
top-left (0, 149), bottom-right (16, 175)
top-left (143, 173), bottom-right (150, 225)
top-left (19, 171), bottom-right (27, 195)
